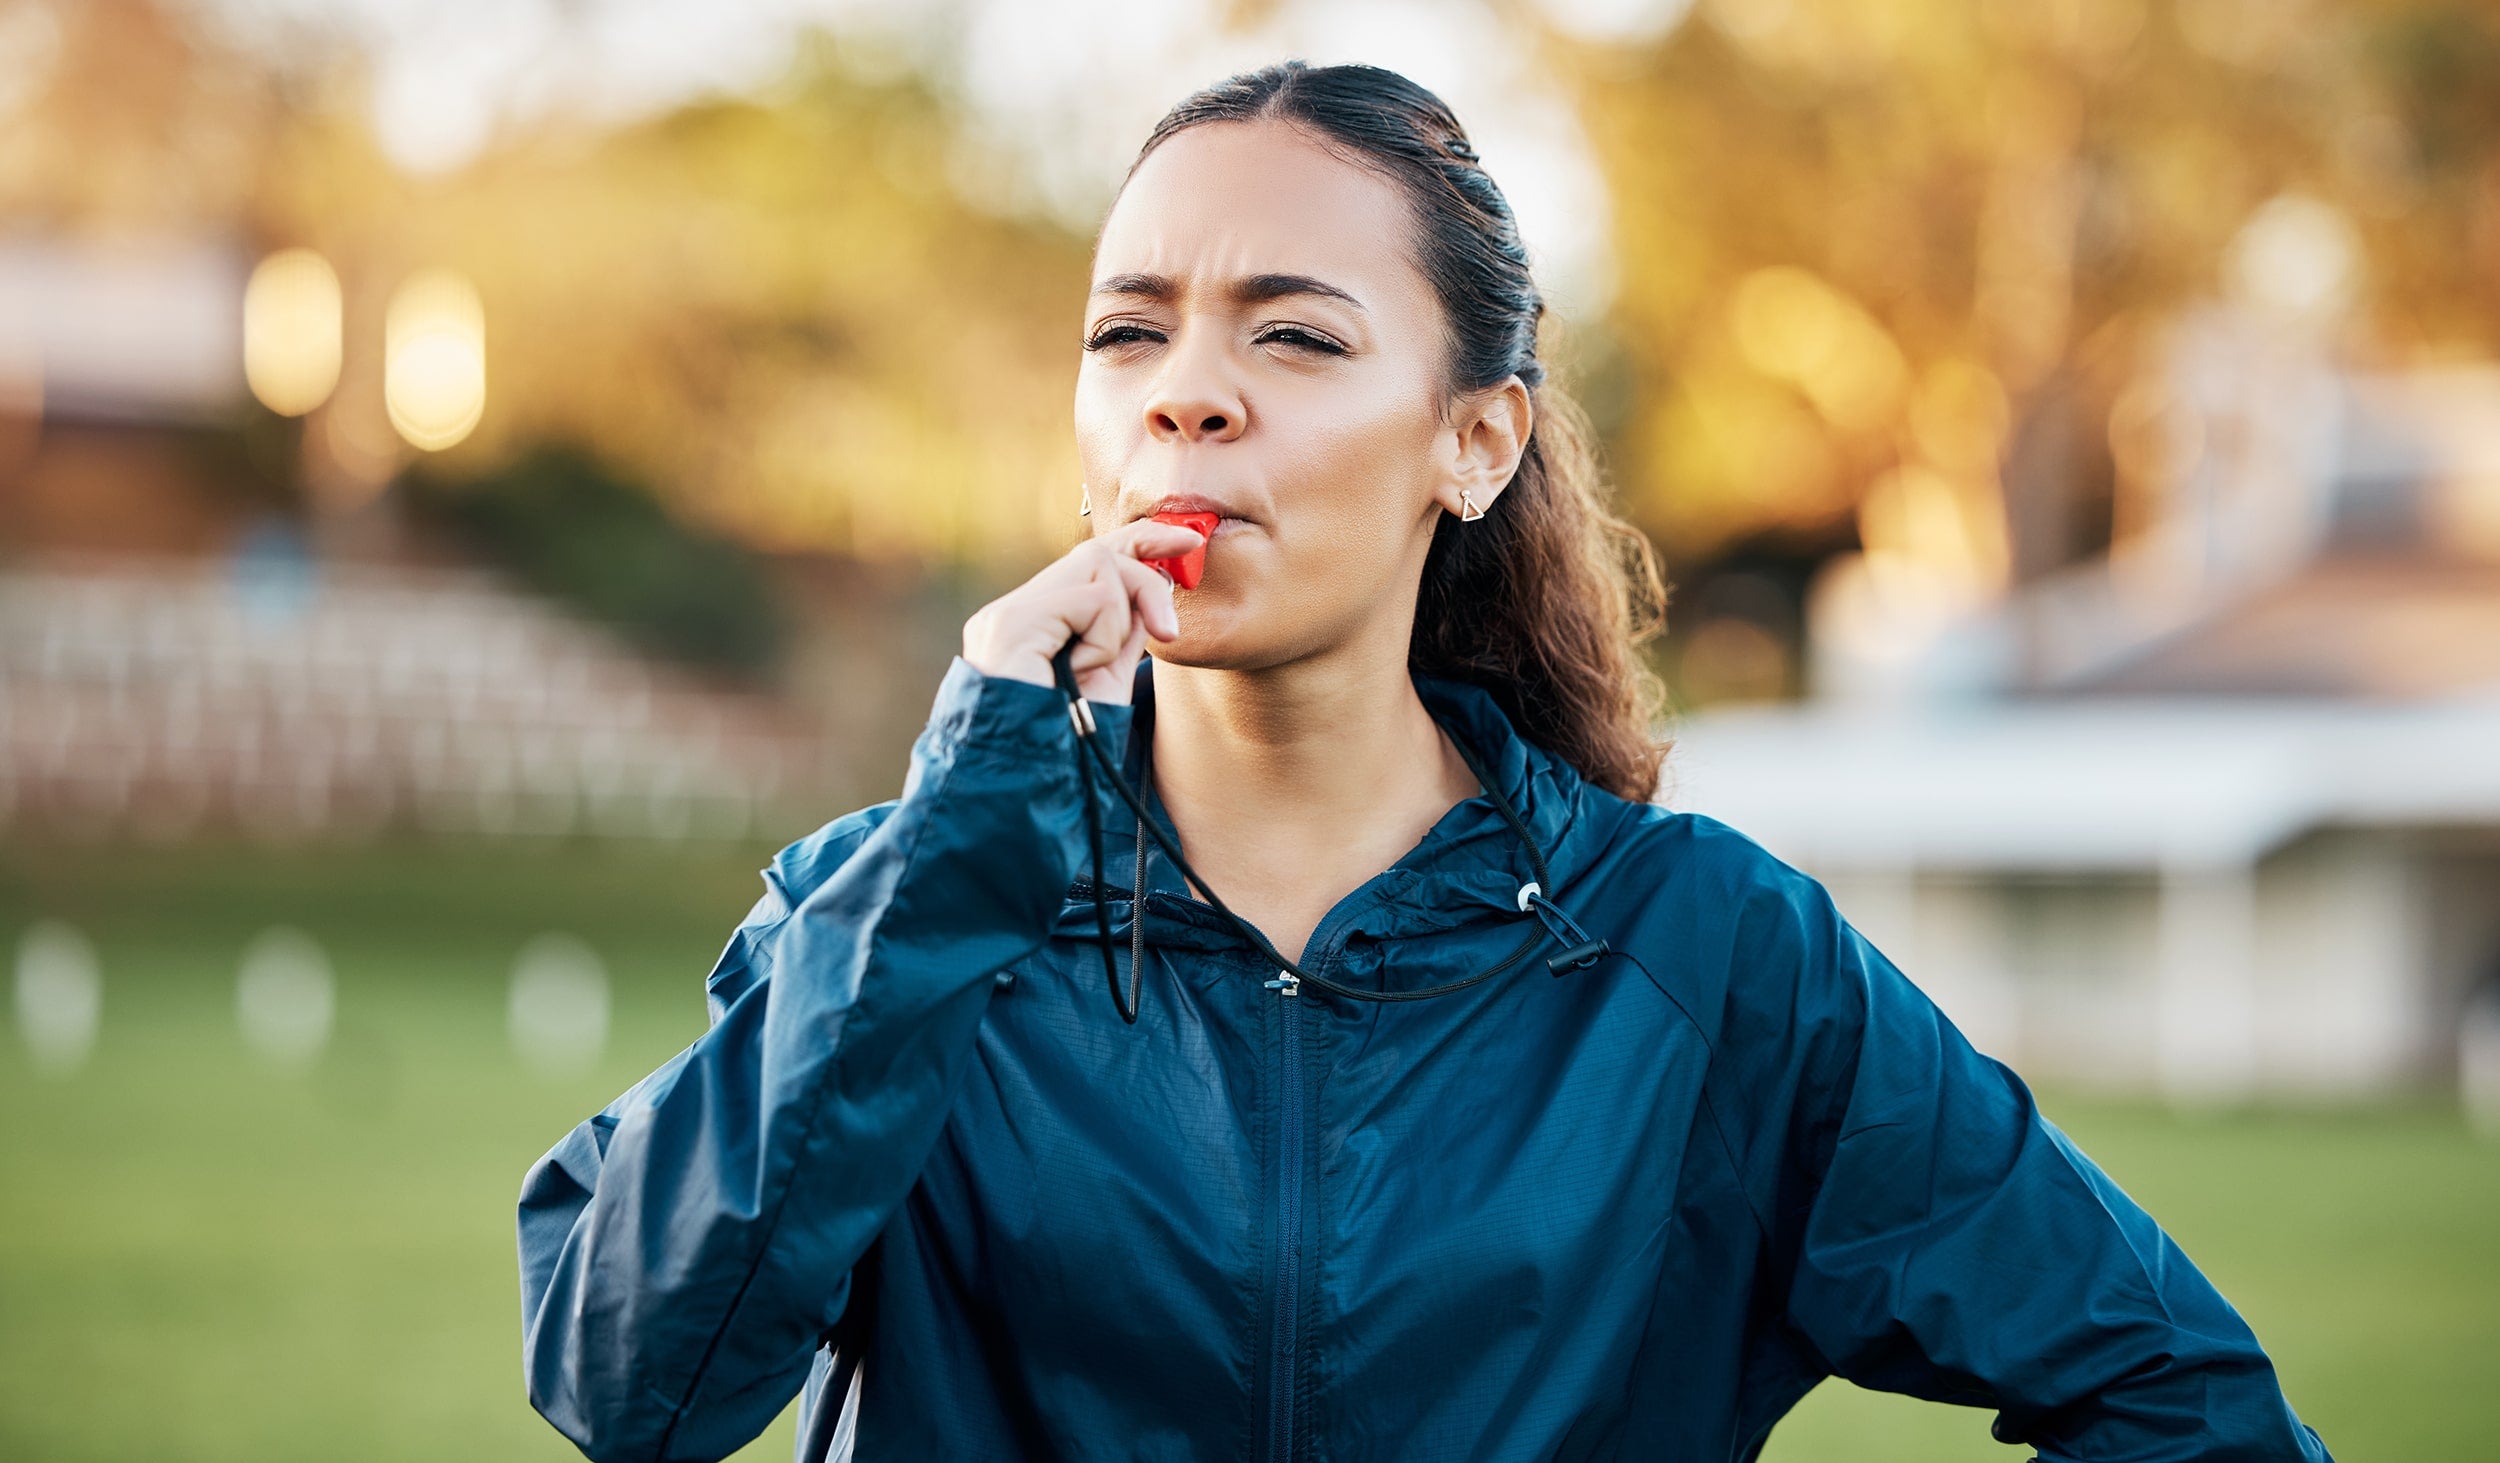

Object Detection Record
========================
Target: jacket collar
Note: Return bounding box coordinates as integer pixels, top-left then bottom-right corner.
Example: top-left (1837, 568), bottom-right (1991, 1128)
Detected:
top-left (1054, 656), bottom-right (1605, 976)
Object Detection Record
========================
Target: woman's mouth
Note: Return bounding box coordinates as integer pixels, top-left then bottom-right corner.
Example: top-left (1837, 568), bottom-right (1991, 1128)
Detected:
top-left (1141, 494), bottom-right (1249, 528)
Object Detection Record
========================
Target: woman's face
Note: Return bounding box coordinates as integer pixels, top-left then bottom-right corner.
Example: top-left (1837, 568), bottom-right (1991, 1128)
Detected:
top-left (1076, 118), bottom-right (1525, 671)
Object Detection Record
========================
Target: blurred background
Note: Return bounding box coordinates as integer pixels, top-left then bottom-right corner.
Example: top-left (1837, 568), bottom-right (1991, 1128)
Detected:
top-left (2, 0), bottom-right (2496, 1458)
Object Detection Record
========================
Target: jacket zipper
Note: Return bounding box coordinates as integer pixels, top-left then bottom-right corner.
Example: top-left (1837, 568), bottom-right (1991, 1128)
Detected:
top-left (1262, 968), bottom-right (1305, 1462)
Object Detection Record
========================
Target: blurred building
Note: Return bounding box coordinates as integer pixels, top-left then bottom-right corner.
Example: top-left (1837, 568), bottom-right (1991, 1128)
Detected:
top-left (1670, 315), bottom-right (2500, 1101)
top-left (0, 238), bottom-right (258, 556)
top-left (0, 237), bottom-right (835, 845)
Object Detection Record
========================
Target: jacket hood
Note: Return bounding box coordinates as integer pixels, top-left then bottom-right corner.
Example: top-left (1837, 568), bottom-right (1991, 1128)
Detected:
top-left (1049, 656), bottom-right (1621, 993)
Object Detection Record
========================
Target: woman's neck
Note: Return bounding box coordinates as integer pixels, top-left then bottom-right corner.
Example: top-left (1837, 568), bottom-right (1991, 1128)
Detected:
top-left (1145, 630), bottom-right (1479, 966)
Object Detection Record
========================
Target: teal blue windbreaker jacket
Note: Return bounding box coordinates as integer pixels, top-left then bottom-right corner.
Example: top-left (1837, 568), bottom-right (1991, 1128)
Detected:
top-left (517, 656), bottom-right (2332, 1462)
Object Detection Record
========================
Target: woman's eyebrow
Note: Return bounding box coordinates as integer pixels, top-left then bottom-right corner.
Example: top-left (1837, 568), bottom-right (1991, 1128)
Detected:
top-left (1233, 273), bottom-right (1366, 312)
top-left (1092, 272), bottom-right (1177, 301)
top-left (1089, 271), bottom-right (1366, 312)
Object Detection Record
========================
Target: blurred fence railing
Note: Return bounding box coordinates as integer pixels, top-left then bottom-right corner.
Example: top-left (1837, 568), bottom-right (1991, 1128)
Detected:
top-left (0, 555), bottom-right (833, 843)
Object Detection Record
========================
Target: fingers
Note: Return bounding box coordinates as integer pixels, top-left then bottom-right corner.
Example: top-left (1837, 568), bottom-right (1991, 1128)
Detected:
top-left (1106, 552), bottom-right (1180, 641)
top-left (1039, 529), bottom-right (1185, 638)
top-left (1076, 613), bottom-right (1153, 702)
top-left (1039, 578), bottom-right (1128, 676)
top-left (1098, 516), bottom-right (1212, 562)
top-left (1074, 577), bottom-right (1131, 670)
top-left (1035, 518), bottom-right (1207, 592)
top-left (959, 512), bottom-right (1207, 691)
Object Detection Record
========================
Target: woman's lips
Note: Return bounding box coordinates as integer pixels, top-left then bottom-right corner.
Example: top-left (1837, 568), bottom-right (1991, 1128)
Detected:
top-left (1140, 494), bottom-right (1247, 525)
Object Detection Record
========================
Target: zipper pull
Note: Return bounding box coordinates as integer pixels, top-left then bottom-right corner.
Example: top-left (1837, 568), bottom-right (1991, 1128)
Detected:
top-left (1264, 971), bottom-right (1301, 997)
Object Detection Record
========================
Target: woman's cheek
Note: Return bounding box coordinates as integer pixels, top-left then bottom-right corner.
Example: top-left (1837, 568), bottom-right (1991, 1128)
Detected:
top-left (1267, 458), bottom-right (1424, 624)
top-left (1311, 403), bottom-right (1438, 547)
top-left (1070, 374), bottom-right (1132, 484)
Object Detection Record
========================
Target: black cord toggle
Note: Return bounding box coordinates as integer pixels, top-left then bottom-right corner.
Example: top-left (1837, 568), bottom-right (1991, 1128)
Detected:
top-left (1519, 882), bottom-right (1609, 975)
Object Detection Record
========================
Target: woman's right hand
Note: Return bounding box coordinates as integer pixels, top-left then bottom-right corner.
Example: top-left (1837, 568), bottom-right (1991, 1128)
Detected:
top-left (961, 518), bottom-right (1209, 703)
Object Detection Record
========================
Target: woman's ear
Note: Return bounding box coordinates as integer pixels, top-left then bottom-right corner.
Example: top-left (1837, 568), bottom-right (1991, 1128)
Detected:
top-left (1434, 375), bottom-right (1533, 520)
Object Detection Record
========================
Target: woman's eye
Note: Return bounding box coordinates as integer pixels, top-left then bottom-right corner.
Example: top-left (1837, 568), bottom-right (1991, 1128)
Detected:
top-left (1083, 324), bottom-right (1163, 351)
top-left (1256, 326), bottom-right (1347, 355)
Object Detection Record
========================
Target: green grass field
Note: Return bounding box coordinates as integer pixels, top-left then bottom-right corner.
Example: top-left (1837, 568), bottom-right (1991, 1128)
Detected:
top-left (2, 841), bottom-right (2492, 1461)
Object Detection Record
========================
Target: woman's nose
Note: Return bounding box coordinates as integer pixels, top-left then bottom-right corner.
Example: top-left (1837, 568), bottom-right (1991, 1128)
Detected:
top-left (1144, 364), bottom-right (1245, 443)
top-left (1145, 402), bottom-right (1235, 442)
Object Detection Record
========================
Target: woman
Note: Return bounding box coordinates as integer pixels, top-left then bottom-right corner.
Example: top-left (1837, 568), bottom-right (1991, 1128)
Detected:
top-left (518, 62), bottom-right (2330, 1463)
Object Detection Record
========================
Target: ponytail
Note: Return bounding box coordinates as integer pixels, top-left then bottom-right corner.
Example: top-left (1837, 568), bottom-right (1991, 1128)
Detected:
top-left (1413, 387), bottom-right (1668, 800)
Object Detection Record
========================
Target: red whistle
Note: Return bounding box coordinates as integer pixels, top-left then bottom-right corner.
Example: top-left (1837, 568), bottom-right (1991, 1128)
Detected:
top-left (1143, 510), bottom-right (1219, 590)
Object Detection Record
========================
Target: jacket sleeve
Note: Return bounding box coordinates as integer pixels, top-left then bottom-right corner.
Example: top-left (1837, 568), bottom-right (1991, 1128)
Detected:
top-left (1751, 863), bottom-right (2333, 1462)
top-left (516, 657), bottom-right (1122, 1462)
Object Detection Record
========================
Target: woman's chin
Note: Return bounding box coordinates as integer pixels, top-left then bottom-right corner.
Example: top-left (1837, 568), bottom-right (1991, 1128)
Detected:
top-left (1152, 585), bottom-right (1380, 674)
top-left (1146, 621), bottom-right (1282, 673)
top-left (1144, 638), bottom-right (1230, 671)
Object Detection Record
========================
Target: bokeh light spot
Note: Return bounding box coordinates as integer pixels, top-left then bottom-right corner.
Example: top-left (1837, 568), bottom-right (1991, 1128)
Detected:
top-left (14, 920), bottom-right (101, 1077)
top-left (384, 268), bottom-right (487, 451)
top-left (507, 933), bottom-right (611, 1078)
top-left (242, 248), bottom-right (342, 418)
top-left (236, 926), bottom-right (337, 1071)
top-left (1730, 265), bottom-right (1907, 433)
top-left (2226, 193), bottom-right (2361, 326)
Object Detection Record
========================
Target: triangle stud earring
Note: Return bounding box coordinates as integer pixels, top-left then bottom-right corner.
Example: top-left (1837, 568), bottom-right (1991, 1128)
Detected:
top-left (1460, 487), bottom-right (1484, 522)
top-left (1079, 481), bottom-right (1092, 517)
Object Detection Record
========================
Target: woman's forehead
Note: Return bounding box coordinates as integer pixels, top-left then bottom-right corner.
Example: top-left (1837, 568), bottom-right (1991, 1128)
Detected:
top-left (1092, 120), bottom-right (1427, 308)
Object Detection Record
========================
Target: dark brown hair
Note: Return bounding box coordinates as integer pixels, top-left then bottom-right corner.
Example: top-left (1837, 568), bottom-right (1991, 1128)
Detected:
top-left (1133, 61), bottom-right (1671, 801)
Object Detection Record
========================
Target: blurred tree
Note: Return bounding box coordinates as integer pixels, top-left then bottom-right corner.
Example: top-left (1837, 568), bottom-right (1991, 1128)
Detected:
top-left (403, 443), bottom-right (789, 676)
top-left (1555, 0), bottom-right (2500, 590)
top-left (258, 35), bottom-right (1097, 571)
top-left (0, 2), bottom-right (1098, 570)
top-left (12, 0), bottom-right (2500, 628)
top-left (0, 0), bottom-right (279, 233)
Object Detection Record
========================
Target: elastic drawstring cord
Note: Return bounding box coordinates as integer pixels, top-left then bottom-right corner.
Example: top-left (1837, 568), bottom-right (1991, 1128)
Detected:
top-left (1515, 881), bottom-right (1608, 974)
top-left (1048, 643), bottom-right (1610, 1024)
top-left (1065, 661), bottom-right (1144, 1022)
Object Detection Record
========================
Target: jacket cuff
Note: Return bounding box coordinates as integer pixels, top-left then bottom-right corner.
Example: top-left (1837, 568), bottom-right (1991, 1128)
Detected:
top-left (918, 655), bottom-right (1137, 771)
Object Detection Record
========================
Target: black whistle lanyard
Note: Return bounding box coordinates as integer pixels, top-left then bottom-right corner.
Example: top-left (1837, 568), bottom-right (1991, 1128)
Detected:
top-left (1048, 641), bottom-right (1609, 1025)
